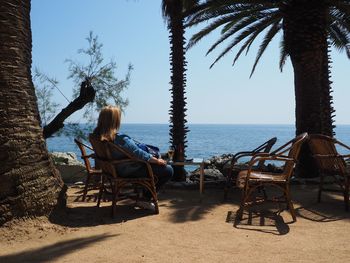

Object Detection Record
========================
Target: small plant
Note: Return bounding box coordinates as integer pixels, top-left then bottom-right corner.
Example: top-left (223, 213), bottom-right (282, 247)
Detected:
top-left (66, 31), bottom-right (132, 123)
top-left (34, 31), bottom-right (132, 139)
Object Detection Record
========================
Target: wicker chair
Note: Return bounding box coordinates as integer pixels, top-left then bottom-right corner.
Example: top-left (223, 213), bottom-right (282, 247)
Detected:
top-left (223, 137), bottom-right (277, 200)
top-left (89, 134), bottom-right (159, 217)
top-left (235, 133), bottom-right (308, 223)
top-left (74, 138), bottom-right (102, 201)
top-left (308, 134), bottom-right (350, 211)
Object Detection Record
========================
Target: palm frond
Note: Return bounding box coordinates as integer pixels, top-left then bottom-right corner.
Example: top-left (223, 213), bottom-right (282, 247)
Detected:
top-left (232, 30), bottom-right (261, 66)
top-left (186, 2), bottom-right (276, 26)
top-left (279, 37), bottom-right (289, 72)
top-left (250, 21), bottom-right (281, 77)
top-left (206, 13), bottom-right (268, 55)
top-left (329, 0), bottom-right (350, 13)
top-left (329, 24), bottom-right (350, 58)
top-left (209, 12), bottom-right (281, 68)
top-left (187, 14), bottom-right (244, 50)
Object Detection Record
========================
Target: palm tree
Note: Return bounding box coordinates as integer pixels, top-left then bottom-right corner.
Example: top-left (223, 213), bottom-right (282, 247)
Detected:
top-left (0, 0), bottom-right (65, 225)
top-left (186, 0), bottom-right (350, 137)
top-left (162, 0), bottom-right (199, 181)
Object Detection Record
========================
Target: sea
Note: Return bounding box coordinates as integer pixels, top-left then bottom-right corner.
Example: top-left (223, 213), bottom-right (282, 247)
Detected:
top-left (46, 124), bottom-right (350, 161)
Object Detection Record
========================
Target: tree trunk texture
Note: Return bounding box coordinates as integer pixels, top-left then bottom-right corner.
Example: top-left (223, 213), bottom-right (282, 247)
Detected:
top-left (168, 1), bottom-right (189, 181)
top-left (0, 0), bottom-right (65, 225)
top-left (320, 42), bottom-right (336, 137)
top-left (283, 0), bottom-right (334, 177)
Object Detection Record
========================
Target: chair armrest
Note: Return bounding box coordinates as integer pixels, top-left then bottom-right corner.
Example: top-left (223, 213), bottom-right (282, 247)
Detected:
top-left (233, 151), bottom-right (258, 163)
top-left (228, 151), bottom-right (269, 167)
top-left (335, 140), bottom-right (350, 152)
top-left (82, 153), bottom-right (96, 159)
top-left (313, 153), bottom-right (349, 159)
top-left (246, 153), bottom-right (293, 172)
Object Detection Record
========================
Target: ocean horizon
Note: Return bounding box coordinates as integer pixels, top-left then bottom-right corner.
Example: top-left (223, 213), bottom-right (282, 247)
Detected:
top-left (46, 124), bottom-right (350, 161)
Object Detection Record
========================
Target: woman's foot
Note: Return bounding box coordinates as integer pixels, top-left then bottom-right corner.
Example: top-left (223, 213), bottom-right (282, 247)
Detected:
top-left (136, 201), bottom-right (155, 211)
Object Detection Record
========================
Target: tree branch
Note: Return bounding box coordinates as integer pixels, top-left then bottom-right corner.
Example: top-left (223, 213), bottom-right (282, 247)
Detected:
top-left (43, 79), bottom-right (95, 139)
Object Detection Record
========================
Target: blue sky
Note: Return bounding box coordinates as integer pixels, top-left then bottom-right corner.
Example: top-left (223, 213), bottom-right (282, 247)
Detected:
top-left (31, 0), bottom-right (349, 125)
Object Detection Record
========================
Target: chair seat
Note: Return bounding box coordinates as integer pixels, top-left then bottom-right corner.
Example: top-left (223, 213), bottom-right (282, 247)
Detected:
top-left (237, 170), bottom-right (287, 188)
top-left (88, 168), bottom-right (102, 174)
top-left (235, 133), bottom-right (308, 224)
top-left (223, 137), bottom-right (278, 200)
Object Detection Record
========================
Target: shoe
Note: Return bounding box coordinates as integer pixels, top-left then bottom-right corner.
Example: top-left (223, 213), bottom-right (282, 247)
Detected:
top-left (136, 201), bottom-right (155, 211)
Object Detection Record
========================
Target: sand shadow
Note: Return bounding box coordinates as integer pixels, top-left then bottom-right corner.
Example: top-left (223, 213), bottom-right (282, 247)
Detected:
top-left (49, 201), bottom-right (156, 228)
top-left (159, 187), bottom-right (233, 223)
top-left (55, 184), bottom-right (349, 228)
top-left (225, 208), bottom-right (291, 235)
top-left (0, 234), bottom-right (116, 263)
top-left (226, 184), bottom-right (350, 224)
top-left (291, 185), bottom-right (350, 222)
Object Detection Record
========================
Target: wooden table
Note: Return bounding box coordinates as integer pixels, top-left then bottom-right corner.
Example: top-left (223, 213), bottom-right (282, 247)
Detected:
top-left (169, 158), bottom-right (205, 194)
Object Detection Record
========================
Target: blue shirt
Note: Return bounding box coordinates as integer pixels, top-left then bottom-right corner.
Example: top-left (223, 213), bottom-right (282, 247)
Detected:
top-left (113, 133), bottom-right (152, 161)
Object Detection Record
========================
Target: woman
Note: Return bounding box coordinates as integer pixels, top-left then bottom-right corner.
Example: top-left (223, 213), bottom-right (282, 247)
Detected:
top-left (93, 105), bottom-right (173, 209)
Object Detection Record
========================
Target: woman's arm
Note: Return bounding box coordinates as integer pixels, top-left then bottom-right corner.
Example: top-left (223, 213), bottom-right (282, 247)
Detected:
top-left (115, 134), bottom-right (166, 165)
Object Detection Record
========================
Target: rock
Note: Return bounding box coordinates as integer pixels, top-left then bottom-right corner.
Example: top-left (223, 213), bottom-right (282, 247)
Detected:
top-left (50, 152), bottom-right (87, 184)
top-left (205, 154), bottom-right (233, 172)
top-left (50, 152), bottom-right (83, 166)
top-left (190, 168), bottom-right (225, 181)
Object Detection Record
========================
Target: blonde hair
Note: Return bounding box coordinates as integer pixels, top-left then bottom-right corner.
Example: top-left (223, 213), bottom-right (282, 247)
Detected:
top-left (93, 106), bottom-right (121, 141)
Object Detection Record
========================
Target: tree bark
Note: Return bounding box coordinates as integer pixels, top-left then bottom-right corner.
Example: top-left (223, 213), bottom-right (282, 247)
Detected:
top-left (167, 1), bottom-right (189, 181)
top-left (0, 0), bottom-right (65, 225)
top-left (283, 0), bottom-right (333, 177)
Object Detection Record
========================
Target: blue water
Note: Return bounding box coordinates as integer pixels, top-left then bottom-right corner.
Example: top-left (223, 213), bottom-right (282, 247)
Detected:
top-left (46, 124), bottom-right (350, 160)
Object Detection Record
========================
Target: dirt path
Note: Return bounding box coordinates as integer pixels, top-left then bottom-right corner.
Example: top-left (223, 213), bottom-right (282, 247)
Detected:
top-left (1, 185), bottom-right (349, 262)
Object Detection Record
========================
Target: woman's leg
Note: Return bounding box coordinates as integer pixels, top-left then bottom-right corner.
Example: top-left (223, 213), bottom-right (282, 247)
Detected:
top-left (151, 164), bottom-right (174, 191)
top-left (143, 164), bottom-right (173, 200)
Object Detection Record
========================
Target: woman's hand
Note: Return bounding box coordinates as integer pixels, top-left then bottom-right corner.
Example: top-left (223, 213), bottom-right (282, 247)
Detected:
top-left (157, 158), bottom-right (167, 166)
top-left (150, 157), bottom-right (167, 166)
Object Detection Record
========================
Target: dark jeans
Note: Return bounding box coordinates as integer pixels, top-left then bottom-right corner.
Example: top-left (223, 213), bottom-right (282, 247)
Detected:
top-left (144, 164), bottom-right (173, 200)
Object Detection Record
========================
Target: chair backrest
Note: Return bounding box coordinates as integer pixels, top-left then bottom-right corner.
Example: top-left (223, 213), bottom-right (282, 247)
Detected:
top-left (89, 134), bottom-right (143, 179)
top-left (74, 138), bottom-right (94, 172)
top-left (270, 132), bottom-right (308, 178)
top-left (308, 134), bottom-right (347, 175)
top-left (254, 137), bottom-right (277, 169)
top-left (89, 134), bottom-right (116, 177)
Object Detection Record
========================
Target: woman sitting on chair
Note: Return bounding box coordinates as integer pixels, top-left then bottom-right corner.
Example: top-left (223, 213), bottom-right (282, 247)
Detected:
top-left (93, 105), bottom-right (173, 209)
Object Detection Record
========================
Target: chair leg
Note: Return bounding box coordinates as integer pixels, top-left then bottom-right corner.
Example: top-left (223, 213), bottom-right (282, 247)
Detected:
top-left (153, 198), bottom-right (159, 214)
top-left (285, 186), bottom-right (297, 222)
top-left (344, 177), bottom-right (349, 211)
top-left (82, 173), bottom-right (92, 201)
top-left (111, 182), bottom-right (118, 218)
top-left (97, 176), bottom-right (105, 207)
top-left (236, 188), bottom-right (247, 222)
top-left (149, 181), bottom-right (159, 214)
top-left (223, 170), bottom-right (232, 200)
top-left (318, 173), bottom-right (324, 203)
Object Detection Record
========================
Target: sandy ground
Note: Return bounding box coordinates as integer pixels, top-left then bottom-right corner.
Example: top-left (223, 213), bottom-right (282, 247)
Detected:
top-left (0, 183), bottom-right (350, 263)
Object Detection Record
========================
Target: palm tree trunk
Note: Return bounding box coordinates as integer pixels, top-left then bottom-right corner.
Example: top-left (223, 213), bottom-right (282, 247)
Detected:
top-left (0, 0), bottom-right (65, 225)
top-left (166, 1), bottom-right (189, 181)
top-left (283, 0), bottom-right (333, 177)
top-left (284, 0), bottom-right (329, 135)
